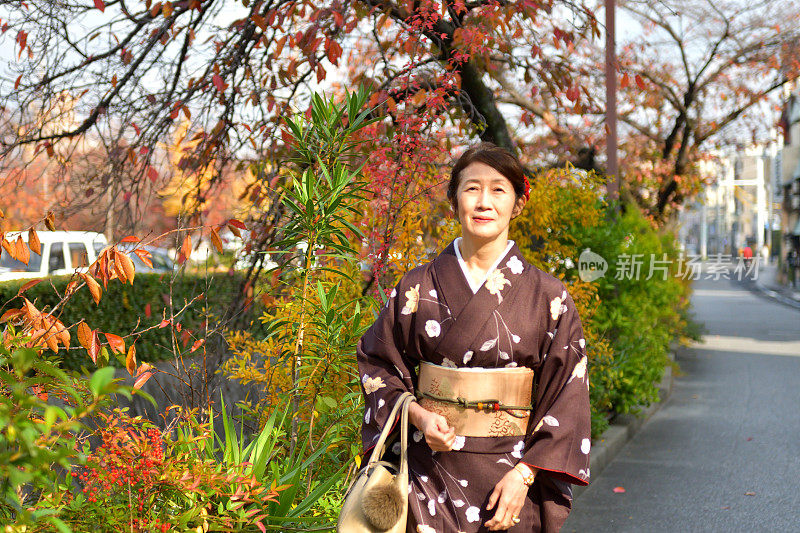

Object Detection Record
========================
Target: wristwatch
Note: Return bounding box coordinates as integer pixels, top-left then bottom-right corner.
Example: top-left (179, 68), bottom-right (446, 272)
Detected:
top-left (513, 463), bottom-right (536, 486)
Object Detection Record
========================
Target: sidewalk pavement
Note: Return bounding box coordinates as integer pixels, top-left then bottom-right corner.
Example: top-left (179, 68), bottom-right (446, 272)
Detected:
top-left (572, 344), bottom-right (676, 501)
top-left (571, 258), bottom-right (797, 503)
top-left (573, 258), bottom-right (797, 502)
top-left (746, 260), bottom-right (800, 310)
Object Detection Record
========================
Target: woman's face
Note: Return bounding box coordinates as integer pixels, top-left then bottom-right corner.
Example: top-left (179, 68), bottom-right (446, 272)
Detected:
top-left (454, 162), bottom-right (524, 243)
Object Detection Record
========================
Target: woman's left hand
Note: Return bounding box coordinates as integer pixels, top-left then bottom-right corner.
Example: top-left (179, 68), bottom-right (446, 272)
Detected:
top-left (484, 468), bottom-right (529, 530)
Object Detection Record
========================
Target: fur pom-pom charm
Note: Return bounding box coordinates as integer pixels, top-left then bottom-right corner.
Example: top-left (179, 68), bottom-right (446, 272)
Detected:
top-left (361, 481), bottom-right (404, 530)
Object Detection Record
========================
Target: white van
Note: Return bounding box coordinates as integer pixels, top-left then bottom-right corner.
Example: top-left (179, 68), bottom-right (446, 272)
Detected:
top-left (0, 231), bottom-right (108, 282)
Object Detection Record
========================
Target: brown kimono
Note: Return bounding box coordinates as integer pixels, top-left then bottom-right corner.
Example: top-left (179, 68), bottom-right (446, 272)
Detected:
top-left (356, 239), bottom-right (591, 533)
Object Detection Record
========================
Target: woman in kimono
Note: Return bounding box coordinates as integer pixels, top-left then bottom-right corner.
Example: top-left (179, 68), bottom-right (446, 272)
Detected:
top-left (356, 142), bottom-right (591, 532)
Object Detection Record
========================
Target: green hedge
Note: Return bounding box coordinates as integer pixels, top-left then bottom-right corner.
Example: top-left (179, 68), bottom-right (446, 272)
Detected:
top-left (0, 272), bottom-right (253, 371)
top-left (568, 203), bottom-right (690, 417)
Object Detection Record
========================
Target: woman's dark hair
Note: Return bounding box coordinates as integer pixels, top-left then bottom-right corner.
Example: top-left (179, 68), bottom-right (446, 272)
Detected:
top-left (447, 142), bottom-right (526, 209)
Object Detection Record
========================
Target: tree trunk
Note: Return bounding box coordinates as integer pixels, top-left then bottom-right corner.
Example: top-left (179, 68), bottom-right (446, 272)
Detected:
top-left (457, 61), bottom-right (516, 154)
top-left (656, 122), bottom-right (693, 217)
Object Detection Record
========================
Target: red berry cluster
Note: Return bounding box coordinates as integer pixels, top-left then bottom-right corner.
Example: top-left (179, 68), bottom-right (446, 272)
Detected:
top-left (72, 420), bottom-right (171, 531)
top-left (67, 409), bottom-right (286, 532)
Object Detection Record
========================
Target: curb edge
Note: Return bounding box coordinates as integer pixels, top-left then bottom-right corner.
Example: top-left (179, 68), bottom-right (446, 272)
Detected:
top-left (741, 277), bottom-right (800, 311)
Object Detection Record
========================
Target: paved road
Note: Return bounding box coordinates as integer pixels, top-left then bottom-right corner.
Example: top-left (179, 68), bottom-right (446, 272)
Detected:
top-left (563, 275), bottom-right (800, 533)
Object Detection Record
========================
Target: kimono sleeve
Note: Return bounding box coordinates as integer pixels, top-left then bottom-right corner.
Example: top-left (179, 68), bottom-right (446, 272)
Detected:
top-left (520, 285), bottom-right (591, 486)
top-left (356, 279), bottom-right (419, 456)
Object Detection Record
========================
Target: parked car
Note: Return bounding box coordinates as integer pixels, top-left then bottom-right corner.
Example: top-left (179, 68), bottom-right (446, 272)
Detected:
top-left (0, 231), bottom-right (108, 283)
top-left (233, 250), bottom-right (279, 272)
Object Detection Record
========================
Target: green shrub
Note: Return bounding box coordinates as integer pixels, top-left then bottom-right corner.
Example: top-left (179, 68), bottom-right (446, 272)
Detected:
top-left (0, 328), bottom-right (149, 531)
top-left (567, 203), bottom-right (689, 416)
top-left (511, 167), bottom-right (695, 436)
top-left (0, 273), bottom-right (257, 371)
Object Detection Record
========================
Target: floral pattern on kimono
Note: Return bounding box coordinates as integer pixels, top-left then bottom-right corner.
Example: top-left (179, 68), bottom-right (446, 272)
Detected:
top-left (356, 239), bottom-right (591, 533)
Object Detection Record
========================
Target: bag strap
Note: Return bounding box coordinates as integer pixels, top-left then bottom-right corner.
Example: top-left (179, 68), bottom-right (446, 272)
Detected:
top-left (398, 393), bottom-right (412, 477)
top-left (366, 391), bottom-right (415, 467)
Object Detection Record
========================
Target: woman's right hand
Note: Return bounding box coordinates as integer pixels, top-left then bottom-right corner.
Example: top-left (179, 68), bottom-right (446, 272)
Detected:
top-left (408, 402), bottom-right (456, 451)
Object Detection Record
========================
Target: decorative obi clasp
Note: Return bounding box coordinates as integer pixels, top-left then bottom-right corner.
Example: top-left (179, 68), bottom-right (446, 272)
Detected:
top-left (416, 362), bottom-right (535, 438)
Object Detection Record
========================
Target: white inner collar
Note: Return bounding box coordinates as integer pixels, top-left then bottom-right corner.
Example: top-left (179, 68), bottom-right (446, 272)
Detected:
top-left (454, 237), bottom-right (515, 294)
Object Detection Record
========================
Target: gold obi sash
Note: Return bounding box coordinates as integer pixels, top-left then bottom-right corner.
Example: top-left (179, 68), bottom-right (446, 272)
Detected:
top-left (416, 362), bottom-right (535, 437)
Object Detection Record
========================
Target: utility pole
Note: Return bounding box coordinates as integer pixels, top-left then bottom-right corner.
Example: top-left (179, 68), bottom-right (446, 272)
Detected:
top-left (714, 178), bottom-right (724, 254)
top-left (700, 201), bottom-right (708, 260)
top-left (768, 141), bottom-right (779, 262)
top-left (756, 153), bottom-right (766, 253)
top-left (605, 0), bottom-right (619, 210)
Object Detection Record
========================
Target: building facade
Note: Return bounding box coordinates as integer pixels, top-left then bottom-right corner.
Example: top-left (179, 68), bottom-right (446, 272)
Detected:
top-left (682, 143), bottom-right (778, 260)
top-left (778, 93), bottom-right (800, 267)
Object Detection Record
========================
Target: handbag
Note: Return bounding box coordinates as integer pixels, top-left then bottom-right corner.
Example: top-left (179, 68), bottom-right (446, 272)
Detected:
top-left (337, 391), bottom-right (415, 533)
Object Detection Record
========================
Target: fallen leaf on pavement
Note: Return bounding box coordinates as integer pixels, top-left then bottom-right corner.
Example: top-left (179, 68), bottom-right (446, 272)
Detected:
top-left (613, 487), bottom-right (626, 493)
top-left (744, 492), bottom-right (756, 496)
